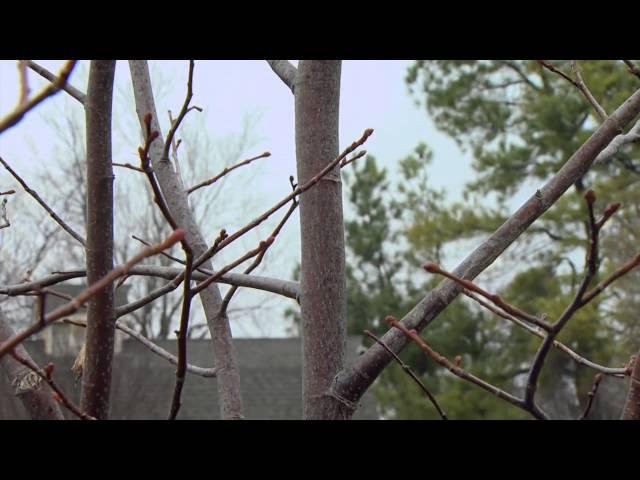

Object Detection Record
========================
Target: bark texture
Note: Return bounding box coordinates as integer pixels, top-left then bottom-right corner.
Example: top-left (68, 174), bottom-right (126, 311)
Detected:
top-left (294, 61), bottom-right (347, 419)
top-left (80, 60), bottom-right (117, 419)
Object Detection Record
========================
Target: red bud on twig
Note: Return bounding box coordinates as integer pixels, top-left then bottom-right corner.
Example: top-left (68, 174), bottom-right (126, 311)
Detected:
top-left (584, 189), bottom-right (596, 205)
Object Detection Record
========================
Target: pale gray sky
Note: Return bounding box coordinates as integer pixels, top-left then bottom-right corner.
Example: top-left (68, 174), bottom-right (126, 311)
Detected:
top-left (0, 60), bottom-right (475, 337)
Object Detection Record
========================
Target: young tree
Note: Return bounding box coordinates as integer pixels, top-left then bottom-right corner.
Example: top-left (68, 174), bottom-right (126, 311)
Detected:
top-left (1, 59), bottom-right (640, 420)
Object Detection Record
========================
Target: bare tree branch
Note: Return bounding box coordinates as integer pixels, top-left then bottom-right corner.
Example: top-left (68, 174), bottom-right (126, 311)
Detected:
top-left (266, 60), bottom-right (297, 94)
top-left (327, 86), bottom-right (640, 419)
top-left (463, 291), bottom-right (626, 377)
top-left (579, 373), bottom-right (603, 420)
top-left (386, 316), bottom-right (548, 420)
top-left (63, 318), bottom-right (217, 377)
top-left (364, 329), bottom-right (447, 420)
top-left (25, 60), bottom-right (86, 104)
top-left (0, 267), bottom-right (299, 302)
top-left (0, 230), bottom-right (186, 359)
top-left (571, 61), bottom-right (608, 121)
top-left (0, 60), bottom-right (77, 134)
top-left (129, 60), bottom-right (244, 419)
top-left (0, 156), bottom-right (86, 247)
top-left (187, 151), bottom-right (271, 195)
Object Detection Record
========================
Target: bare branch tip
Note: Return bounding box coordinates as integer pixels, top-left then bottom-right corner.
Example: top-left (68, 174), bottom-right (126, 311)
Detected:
top-left (423, 262), bottom-right (440, 273)
top-left (603, 202), bottom-right (621, 217)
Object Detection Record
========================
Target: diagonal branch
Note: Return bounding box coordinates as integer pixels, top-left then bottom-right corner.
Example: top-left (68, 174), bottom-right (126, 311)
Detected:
top-left (385, 316), bottom-right (549, 420)
top-left (266, 60), bottom-right (297, 94)
top-left (364, 329), bottom-right (447, 420)
top-left (0, 60), bottom-right (77, 134)
top-left (327, 86), bottom-right (640, 419)
top-left (220, 198), bottom-right (298, 316)
top-left (579, 373), bottom-right (603, 420)
top-left (464, 291), bottom-right (626, 377)
top-left (571, 61), bottom-right (608, 121)
top-left (0, 230), bottom-right (185, 359)
top-left (187, 151), bottom-right (271, 195)
top-left (62, 318), bottom-right (217, 377)
top-left (0, 156), bottom-right (86, 247)
top-left (25, 60), bottom-right (86, 105)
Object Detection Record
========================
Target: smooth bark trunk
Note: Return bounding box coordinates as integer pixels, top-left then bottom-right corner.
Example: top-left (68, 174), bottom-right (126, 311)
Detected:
top-left (80, 60), bottom-right (117, 419)
top-left (294, 61), bottom-right (347, 419)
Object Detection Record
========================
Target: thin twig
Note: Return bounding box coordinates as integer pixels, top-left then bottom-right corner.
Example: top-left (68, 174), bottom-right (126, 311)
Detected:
top-left (423, 262), bottom-right (552, 331)
top-left (0, 60), bottom-right (77, 134)
top-left (0, 156), bottom-right (86, 247)
top-left (571, 61), bottom-right (608, 121)
top-left (139, 114), bottom-right (179, 230)
top-left (220, 198), bottom-right (298, 315)
top-left (162, 60), bottom-right (197, 165)
top-left (113, 162), bottom-right (145, 173)
top-left (192, 129), bottom-right (373, 270)
top-left (25, 60), bottom-right (86, 104)
top-left (187, 151), bottom-right (271, 195)
top-left (385, 316), bottom-right (548, 420)
top-left (538, 60), bottom-right (607, 122)
top-left (62, 318), bottom-right (217, 377)
top-left (364, 329), bottom-right (447, 420)
top-left (0, 230), bottom-right (186, 359)
top-left (192, 236), bottom-right (275, 296)
top-left (579, 373), bottom-right (603, 420)
top-left (463, 290), bottom-right (626, 377)
top-left (168, 246), bottom-right (194, 420)
top-left (10, 351), bottom-right (95, 420)
top-left (524, 191), bottom-right (622, 407)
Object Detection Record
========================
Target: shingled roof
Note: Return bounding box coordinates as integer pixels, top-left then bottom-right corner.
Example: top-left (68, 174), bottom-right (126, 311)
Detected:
top-left (0, 336), bottom-right (379, 420)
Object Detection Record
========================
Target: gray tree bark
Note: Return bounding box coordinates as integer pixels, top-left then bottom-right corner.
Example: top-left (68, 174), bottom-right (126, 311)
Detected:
top-left (80, 60), bottom-right (117, 419)
top-left (327, 86), bottom-right (640, 419)
top-left (294, 61), bottom-right (347, 419)
top-left (0, 311), bottom-right (65, 420)
top-left (128, 61), bottom-right (243, 419)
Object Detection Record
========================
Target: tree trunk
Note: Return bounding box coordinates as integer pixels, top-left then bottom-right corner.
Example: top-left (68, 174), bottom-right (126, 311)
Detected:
top-left (80, 60), bottom-right (117, 419)
top-left (0, 311), bottom-right (65, 420)
top-left (128, 61), bottom-right (243, 419)
top-left (622, 354), bottom-right (640, 419)
top-left (294, 60), bottom-right (347, 419)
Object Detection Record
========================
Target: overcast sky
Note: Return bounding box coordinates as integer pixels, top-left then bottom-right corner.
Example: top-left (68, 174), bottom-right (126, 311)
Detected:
top-left (0, 60), bottom-right (475, 337)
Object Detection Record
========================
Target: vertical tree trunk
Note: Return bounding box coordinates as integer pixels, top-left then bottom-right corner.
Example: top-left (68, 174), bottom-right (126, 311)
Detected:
top-left (622, 354), bottom-right (640, 419)
top-left (128, 61), bottom-right (243, 419)
top-left (294, 61), bottom-right (347, 419)
top-left (0, 311), bottom-right (65, 420)
top-left (80, 60), bottom-right (116, 419)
